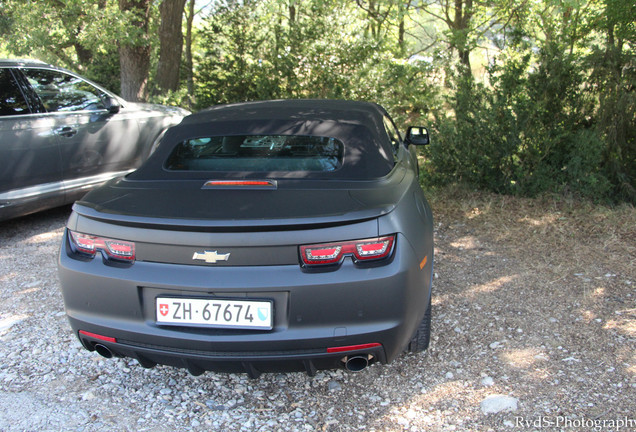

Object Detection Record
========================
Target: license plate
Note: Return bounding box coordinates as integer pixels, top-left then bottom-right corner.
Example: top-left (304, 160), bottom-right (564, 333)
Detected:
top-left (156, 297), bottom-right (273, 330)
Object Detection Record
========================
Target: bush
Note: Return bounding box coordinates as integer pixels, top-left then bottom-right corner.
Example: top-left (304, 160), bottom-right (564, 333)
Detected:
top-left (424, 42), bottom-right (624, 203)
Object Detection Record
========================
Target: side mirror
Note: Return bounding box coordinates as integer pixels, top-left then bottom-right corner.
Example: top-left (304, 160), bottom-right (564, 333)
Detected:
top-left (405, 126), bottom-right (430, 146)
top-left (105, 97), bottom-right (121, 114)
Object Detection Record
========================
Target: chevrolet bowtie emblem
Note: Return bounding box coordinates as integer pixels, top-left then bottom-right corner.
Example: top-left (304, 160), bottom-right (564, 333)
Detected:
top-left (192, 250), bottom-right (231, 263)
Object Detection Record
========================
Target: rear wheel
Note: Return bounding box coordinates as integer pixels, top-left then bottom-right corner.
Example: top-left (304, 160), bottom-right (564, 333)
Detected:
top-left (407, 296), bottom-right (431, 352)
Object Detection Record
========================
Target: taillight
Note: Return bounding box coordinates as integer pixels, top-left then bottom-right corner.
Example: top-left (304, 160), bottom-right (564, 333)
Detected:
top-left (69, 230), bottom-right (135, 262)
top-left (300, 235), bottom-right (395, 267)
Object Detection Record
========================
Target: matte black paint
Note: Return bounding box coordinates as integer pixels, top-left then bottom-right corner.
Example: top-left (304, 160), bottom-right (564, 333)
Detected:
top-left (132, 100), bottom-right (397, 181)
top-left (58, 100), bottom-right (434, 376)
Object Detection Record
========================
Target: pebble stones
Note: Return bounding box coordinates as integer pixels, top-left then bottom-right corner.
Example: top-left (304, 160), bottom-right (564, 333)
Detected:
top-left (480, 395), bottom-right (519, 415)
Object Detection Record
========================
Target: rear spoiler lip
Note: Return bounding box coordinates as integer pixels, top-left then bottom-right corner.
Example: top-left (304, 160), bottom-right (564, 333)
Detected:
top-left (71, 202), bottom-right (392, 233)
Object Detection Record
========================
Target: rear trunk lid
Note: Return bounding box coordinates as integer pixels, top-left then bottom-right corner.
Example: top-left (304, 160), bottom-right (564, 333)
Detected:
top-left (73, 168), bottom-right (407, 229)
top-left (69, 170), bottom-right (408, 267)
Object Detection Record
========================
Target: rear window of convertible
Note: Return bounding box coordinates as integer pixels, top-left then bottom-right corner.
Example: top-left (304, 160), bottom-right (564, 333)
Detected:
top-left (165, 135), bottom-right (344, 172)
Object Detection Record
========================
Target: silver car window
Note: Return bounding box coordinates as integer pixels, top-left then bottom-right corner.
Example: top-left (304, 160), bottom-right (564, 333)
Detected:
top-left (0, 69), bottom-right (30, 116)
top-left (22, 69), bottom-right (107, 113)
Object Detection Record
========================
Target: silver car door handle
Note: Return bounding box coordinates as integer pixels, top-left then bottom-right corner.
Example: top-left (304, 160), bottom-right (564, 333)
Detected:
top-left (54, 126), bottom-right (78, 138)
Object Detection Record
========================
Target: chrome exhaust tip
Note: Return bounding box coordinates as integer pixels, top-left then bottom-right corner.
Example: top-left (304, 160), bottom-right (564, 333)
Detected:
top-left (94, 343), bottom-right (114, 359)
top-left (343, 355), bottom-right (371, 372)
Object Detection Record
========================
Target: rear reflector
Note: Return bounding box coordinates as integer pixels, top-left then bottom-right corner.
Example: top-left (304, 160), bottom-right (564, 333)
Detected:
top-left (327, 343), bottom-right (382, 353)
top-left (69, 230), bottom-right (135, 262)
top-left (300, 235), bottom-right (395, 266)
top-left (79, 330), bottom-right (117, 343)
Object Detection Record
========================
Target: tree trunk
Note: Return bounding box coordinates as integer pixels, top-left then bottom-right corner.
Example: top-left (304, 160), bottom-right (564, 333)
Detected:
top-left (397, 1), bottom-right (408, 55)
top-left (73, 41), bottom-right (93, 69)
top-left (398, 16), bottom-right (405, 54)
top-left (120, 45), bottom-right (151, 101)
top-left (452, 0), bottom-right (473, 76)
top-left (458, 48), bottom-right (471, 72)
top-left (155, 0), bottom-right (188, 94)
top-left (118, 0), bottom-right (152, 101)
top-left (185, 0), bottom-right (195, 107)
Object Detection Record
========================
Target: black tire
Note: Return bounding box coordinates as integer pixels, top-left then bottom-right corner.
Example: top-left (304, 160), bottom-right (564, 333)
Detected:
top-left (407, 296), bottom-right (431, 352)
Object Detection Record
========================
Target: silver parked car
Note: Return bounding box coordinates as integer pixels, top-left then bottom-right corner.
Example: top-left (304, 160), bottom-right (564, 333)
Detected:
top-left (0, 59), bottom-right (189, 221)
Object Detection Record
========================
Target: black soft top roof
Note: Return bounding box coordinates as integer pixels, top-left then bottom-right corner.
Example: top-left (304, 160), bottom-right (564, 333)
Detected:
top-left (129, 99), bottom-right (396, 180)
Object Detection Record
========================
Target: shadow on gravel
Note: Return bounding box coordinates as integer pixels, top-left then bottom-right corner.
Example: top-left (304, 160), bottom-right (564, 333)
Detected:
top-left (405, 189), bottom-right (636, 431)
top-left (0, 205), bottom-right (72, 241)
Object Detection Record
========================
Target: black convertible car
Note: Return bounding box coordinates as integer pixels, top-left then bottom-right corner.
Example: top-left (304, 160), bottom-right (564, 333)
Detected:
top-left (58, 100), bottom-right (434, 377)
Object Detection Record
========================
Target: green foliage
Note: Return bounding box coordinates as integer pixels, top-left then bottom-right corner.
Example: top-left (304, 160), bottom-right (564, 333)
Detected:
top-left (79, 46), bottom-right (121, 94)
top-left (192, 0), bottom-right (441, 131)
top-left (194, 1), bottom-right (279, 106)
top-left (147, 87), bottom-right (192, 107)
top-left (425, 35), bottom-right (632, 202)
top-left (0, 0), bottom-right (633, 202)
top-left (354, 56), bottom-right (441, 128)
top-left (1, 1), bottom-right (112, 66)
top-left (194, 0), bottom-right (382, 108)
top-left (0, 0), bottom-right (158, 97)
top-left (424, 74), bottom-right (523, 194)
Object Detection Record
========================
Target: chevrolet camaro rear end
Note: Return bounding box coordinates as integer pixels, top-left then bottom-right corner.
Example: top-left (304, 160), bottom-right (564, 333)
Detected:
top-left (58, 100), bottom-right (434, 377)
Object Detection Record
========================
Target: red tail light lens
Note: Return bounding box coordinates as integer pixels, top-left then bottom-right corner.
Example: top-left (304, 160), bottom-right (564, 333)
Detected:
top-left (300, 235), bottom-right (395, 267)
top-left (303, 245), bottom-right (342, 263)
top-left (356, 239), bottom-right (392, 258)
top-left (69, 230), bottom-right (136, 262)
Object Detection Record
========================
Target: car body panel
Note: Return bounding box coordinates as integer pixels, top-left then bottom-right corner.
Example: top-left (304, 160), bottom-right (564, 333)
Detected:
top-left (59, 231), bottom-right (430, 374)
top-left (72, 166), bottom-right (406, 223)
top-left (58, 99), bottom-right (433, 376)
top-left (0, 112), bottom-right (65, 215)
top-left (53, 110), bottom-right (143, 179)
top-left (0, 59), bottom-right (189, 221)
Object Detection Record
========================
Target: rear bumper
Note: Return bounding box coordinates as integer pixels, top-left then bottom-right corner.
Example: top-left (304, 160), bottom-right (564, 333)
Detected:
top-left (58, 231), bottom-right (432, 376)
top-left (75, 329), bottom-right (387, 377)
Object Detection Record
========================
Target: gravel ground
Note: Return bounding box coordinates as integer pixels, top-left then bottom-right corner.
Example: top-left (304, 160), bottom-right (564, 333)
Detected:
top-left (1, 191), bottom-right (634, 431)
